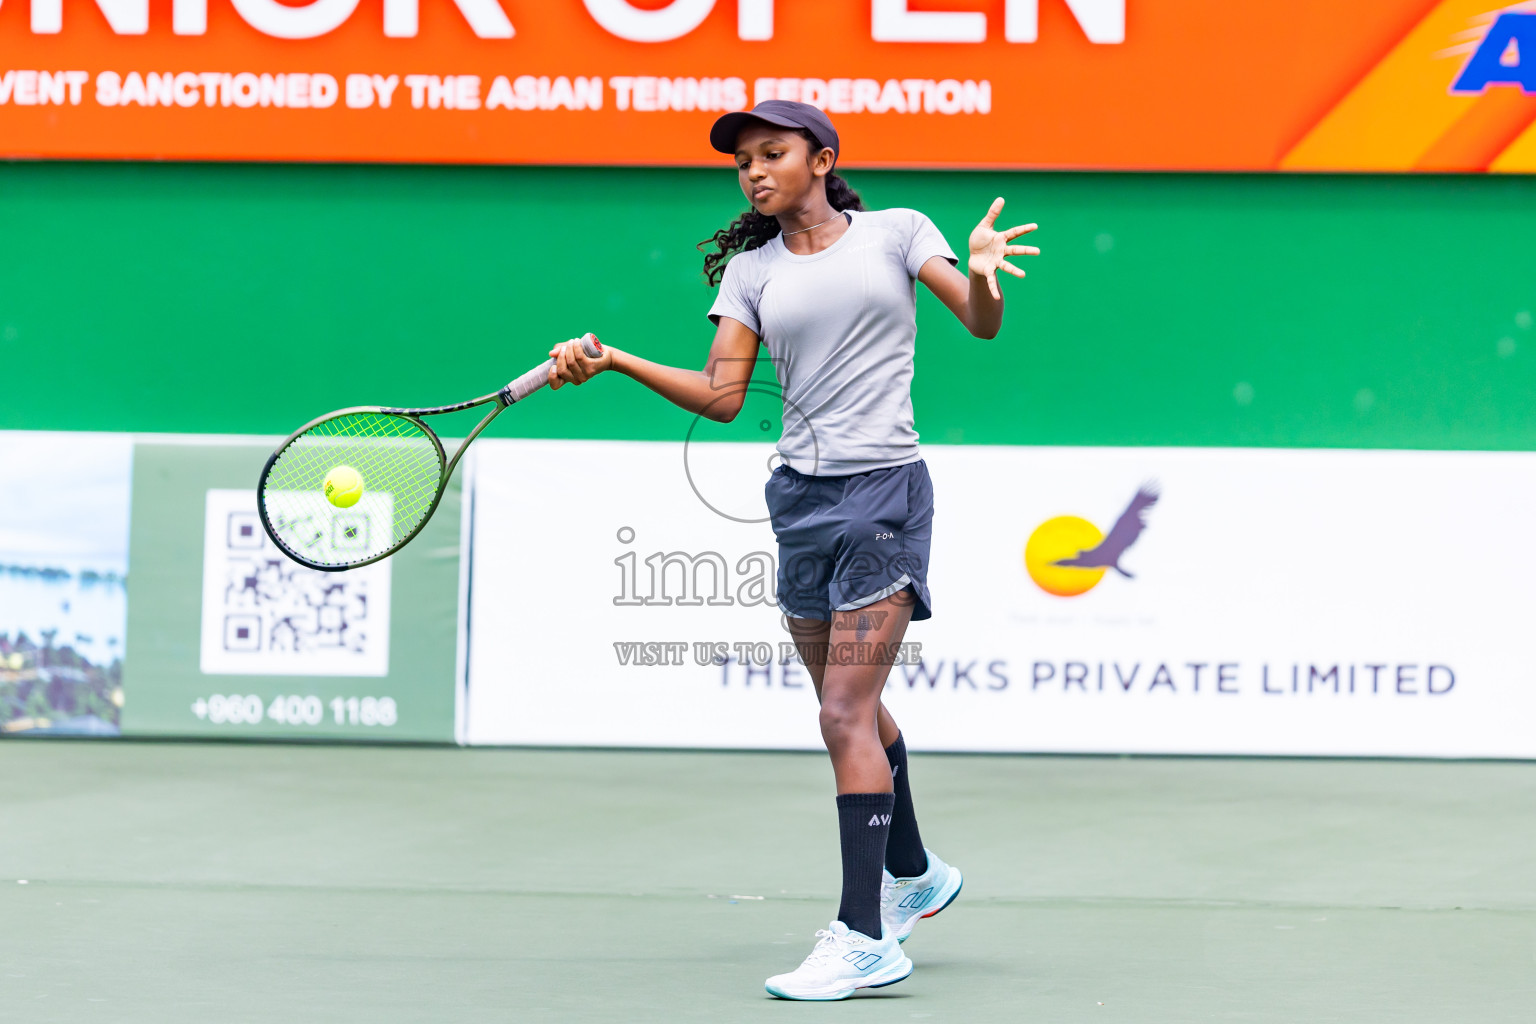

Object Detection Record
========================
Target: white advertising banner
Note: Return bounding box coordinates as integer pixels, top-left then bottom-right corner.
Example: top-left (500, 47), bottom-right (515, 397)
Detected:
top-left (465, 439), bottom-right (1536, 758)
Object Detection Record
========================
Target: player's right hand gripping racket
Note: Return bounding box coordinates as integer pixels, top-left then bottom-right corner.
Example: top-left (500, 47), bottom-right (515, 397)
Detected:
top-left (258, 334), bottom-right (602, 571)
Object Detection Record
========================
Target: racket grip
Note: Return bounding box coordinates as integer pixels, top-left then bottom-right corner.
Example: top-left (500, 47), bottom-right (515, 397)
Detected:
top-left (501, 334), bottom-right (604, 404)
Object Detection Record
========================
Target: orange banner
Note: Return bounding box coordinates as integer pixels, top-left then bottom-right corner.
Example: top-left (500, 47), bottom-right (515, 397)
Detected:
top-left (1, 0), bottom-right (1534, 169)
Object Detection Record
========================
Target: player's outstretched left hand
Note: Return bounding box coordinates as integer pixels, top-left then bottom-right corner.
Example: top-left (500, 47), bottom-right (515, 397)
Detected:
top-left (968, 197), bottom-right (1039, 301)
top-left (548, 333), bottom-right (612, 390)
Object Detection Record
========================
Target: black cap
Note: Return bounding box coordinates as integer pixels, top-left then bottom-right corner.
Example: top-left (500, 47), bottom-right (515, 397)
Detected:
top-left (709, 100), bottom-right (840, 162)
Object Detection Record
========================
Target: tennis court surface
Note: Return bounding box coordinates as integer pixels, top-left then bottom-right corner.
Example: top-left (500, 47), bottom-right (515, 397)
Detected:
top-left (3, 742), bottom-right (1532, 1023)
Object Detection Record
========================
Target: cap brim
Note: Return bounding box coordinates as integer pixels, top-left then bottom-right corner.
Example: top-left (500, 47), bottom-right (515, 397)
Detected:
top-left (709, 111), bottom-right (804, 154)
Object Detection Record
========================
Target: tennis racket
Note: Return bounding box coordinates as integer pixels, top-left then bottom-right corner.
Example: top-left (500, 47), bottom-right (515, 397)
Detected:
top-left (258, 333), bottom-right (602, 572)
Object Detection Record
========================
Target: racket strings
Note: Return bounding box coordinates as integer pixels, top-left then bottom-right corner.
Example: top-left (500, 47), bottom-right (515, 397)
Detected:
top-left (262, 412), bottom-right (445, 567)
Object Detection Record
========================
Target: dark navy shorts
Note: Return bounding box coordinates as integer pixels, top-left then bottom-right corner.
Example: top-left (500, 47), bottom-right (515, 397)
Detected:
top-left (765, 459), bottom-right (934, 623)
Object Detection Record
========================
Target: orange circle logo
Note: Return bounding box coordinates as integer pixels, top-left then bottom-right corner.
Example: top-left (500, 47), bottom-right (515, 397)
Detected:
top-left (1024, 516), bottom-right (1108, 597)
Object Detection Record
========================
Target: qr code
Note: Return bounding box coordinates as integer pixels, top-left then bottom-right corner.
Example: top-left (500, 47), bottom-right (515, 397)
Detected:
top-left (199, 489), bottom-right (391, 676)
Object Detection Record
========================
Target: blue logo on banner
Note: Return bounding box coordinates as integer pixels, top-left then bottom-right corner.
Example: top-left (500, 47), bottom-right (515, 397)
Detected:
top-left (1452, 14), bottom-right (1536, 94)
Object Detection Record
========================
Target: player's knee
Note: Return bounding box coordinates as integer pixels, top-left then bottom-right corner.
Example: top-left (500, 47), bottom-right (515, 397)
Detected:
top-left (818, 701), bottom-right (868, 750)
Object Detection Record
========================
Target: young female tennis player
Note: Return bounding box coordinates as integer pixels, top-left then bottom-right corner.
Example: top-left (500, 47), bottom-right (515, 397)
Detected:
top-left (546, 100), bottom-right (1037, 1000)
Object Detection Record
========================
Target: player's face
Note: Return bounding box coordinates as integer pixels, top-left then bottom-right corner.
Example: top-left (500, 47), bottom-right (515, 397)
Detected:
top-left (733, 126), bottom-right (830, 216)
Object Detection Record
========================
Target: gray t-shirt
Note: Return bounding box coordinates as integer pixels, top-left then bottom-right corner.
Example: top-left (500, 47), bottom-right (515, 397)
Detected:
top-left (708, 208), bottom-right (957, 476)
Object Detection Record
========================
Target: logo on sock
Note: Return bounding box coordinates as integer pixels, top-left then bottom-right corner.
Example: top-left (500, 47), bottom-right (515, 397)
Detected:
top-left (868, 813), bottom-right (892, 826)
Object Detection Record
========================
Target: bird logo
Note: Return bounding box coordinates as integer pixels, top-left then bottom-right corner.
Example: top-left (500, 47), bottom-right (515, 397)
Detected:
top-left (1024, 483), bottom-right (1160, 597)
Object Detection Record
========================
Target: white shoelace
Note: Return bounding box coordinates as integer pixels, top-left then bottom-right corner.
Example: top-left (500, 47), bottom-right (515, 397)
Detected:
top-left (799, 928), bottom-right (844, 969)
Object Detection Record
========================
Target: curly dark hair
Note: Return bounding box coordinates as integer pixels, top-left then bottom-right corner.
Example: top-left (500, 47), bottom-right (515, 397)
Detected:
top-left (698, 128), bottom-right (865, 287)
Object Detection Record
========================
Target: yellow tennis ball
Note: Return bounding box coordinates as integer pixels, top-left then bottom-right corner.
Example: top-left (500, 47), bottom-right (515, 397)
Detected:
top-left (324, 465), bottom-right (363, 508)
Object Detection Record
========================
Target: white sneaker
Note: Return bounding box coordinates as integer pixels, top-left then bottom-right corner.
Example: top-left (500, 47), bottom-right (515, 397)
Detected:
top-left (881, 848), bottom-right (964, 944)
top-left (764, 920), bottom-right (914, 1001)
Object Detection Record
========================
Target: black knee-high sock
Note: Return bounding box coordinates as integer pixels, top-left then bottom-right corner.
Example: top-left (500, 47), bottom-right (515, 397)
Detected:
top-left (883, 734), bottom-right (928, 878)
top-left (835, 792), bottom-right (894, 939)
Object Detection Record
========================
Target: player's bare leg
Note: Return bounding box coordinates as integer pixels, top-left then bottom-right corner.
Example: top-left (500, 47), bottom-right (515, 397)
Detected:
top-left (787, 614), bottom-right (904, 786)
top-left (792, 595), bottom-right (912, 793)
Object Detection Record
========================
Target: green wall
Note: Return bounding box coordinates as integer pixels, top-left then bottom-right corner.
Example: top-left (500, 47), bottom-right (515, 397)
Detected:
top-left (1, 162), bottom-right (1533, 450)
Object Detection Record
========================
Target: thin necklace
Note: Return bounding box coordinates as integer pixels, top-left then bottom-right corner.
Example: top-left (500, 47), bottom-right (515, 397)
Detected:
top-left (781, 211), bottom-right (846, 237)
